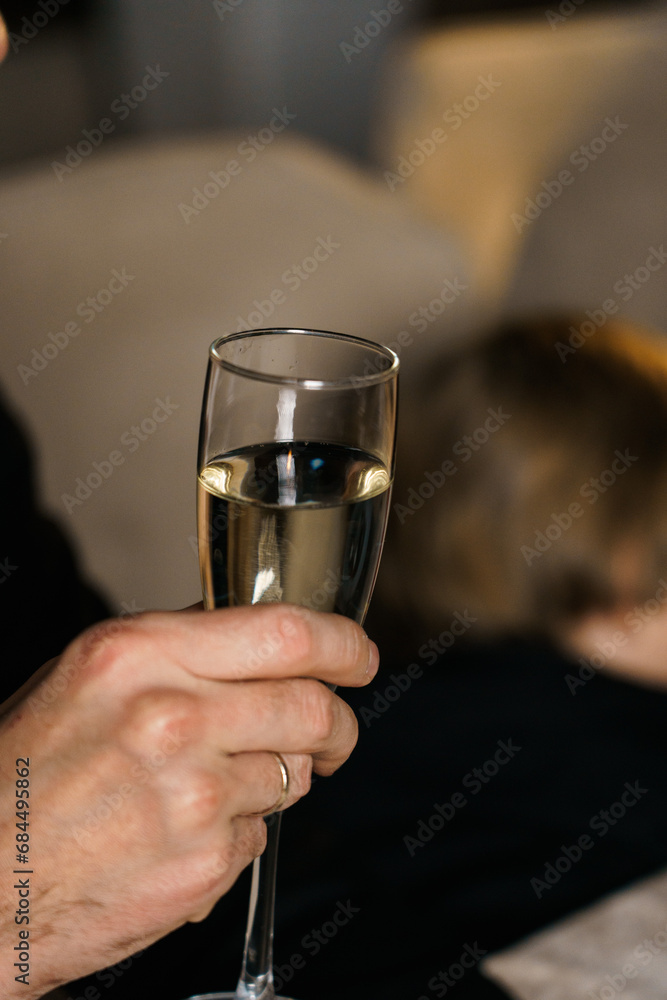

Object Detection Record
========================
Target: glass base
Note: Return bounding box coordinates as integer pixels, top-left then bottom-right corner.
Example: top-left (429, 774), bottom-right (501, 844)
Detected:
top-left (186, 995), bottom-right (296, 999)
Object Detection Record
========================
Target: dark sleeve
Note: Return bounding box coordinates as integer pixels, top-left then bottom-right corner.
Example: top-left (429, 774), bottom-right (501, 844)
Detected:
top-left (0, 390), bottom-right (111, 701)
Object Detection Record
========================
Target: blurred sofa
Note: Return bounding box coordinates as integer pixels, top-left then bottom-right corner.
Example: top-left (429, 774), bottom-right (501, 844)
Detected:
top-left (375, 3), bottom-right (667, 312)
top-left (0, 3), bottom-right (665, 613)
top-left (0, 133), bottom-right (473, 610)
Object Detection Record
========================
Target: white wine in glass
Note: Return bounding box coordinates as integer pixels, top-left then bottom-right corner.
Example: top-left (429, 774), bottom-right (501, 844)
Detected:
top-left (188, 328), bottom-right (398, 1000)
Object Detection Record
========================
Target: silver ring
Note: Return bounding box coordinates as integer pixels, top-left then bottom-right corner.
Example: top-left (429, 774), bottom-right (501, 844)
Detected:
top-left (250, 751), bottom-right (290, 817)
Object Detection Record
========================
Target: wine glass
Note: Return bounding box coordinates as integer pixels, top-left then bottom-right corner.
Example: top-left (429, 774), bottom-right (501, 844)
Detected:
top-left (188, 327), bottom-right (399, 1000)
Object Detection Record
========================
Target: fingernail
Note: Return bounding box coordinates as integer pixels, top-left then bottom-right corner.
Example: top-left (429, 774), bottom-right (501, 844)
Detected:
top-left (366, 638), bottom-right (380, 679)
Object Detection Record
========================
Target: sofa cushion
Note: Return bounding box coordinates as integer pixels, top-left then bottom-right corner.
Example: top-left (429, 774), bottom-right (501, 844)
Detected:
top-left (0, 133), bottom-right (470, 610)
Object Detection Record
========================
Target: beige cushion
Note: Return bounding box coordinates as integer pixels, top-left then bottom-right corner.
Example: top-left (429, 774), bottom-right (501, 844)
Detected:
top-left (483, 866), bottom-right (667, 1000)
top-left (505, 10), bottom-right (667, 333)
top-left (0, 133), bottom-right (471, 610)
top-left (373, 8), bottom-right (663, 304)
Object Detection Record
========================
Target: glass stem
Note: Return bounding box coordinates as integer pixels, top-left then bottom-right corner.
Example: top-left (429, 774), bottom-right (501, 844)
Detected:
top-left (234, 812), bottom-right (282, 1000)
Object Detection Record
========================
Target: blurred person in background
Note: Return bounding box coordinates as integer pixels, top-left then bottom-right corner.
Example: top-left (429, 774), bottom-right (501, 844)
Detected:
top-left (4, 0), bottom-right (667, 992)
top-left (78, 315), bottom-right (667, 1000)
top-left (232, 315), bottom-right (667, 1000)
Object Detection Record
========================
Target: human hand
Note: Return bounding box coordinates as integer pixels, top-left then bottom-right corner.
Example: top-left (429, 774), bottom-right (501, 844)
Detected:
top-left (0, 15), bottom-right (7, 62)
top-left (0, 604), bottom-right (378, 999)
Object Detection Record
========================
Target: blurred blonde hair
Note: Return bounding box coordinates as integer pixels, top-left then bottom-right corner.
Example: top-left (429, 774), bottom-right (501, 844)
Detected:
top-left (380, 315), bottom-right (667, 640)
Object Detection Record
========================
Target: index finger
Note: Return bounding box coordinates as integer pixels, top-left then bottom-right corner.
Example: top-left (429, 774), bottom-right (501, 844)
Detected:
top-left (134, 603), bottom-right (379, 687)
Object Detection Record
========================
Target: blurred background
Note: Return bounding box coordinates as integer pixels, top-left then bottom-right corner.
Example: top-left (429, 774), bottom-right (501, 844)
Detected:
top-left (2, 12), bottom-right (667, 998)
top-left (1, 0), bottom-right (655, 168)
top-left (0, 0), bottom-right (665, 616)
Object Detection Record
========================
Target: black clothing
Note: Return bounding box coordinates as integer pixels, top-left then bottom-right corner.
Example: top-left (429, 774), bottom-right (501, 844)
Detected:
top-left (6, 393), bottom-right (666, 999)
top-left (0, 394), bottom-right (109, 697)
top-left (69, 633), bottom-right (667, 1000)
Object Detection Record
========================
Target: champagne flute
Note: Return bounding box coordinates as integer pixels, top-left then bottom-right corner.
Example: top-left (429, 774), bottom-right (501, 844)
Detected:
top-left (188, 327), bottom-right (398, 1000)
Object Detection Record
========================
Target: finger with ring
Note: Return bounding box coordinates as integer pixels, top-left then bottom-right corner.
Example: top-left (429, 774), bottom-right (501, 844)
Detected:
top-left (250, 751), bottom-right (290, 817)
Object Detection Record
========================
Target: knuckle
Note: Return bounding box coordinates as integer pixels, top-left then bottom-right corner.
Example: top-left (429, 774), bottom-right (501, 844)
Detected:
top-left (119, 689), bottom-right (198, 756)
top-left (161, 843), bottom-right (243, 915)
top-left (287, 755), bottom-right (312, 802)
top-left (336, 616), bottom-right (365, 670)
top-left (169, 769), bottom-right (224, 831)
top-left (67, 615), bottom-right (145, 688)
top-left (314, 703), bottom-right (359, 776)
top-left (293, 678), bottom-right (336, 744)
top-left (338, 704), bottom-right (359, 757)
top-left (191, 823), bottom-right (266, 899)
top-left (274, 606), bottom-right (315, 664)
top-left (234, 818), bottom-right (267, 860)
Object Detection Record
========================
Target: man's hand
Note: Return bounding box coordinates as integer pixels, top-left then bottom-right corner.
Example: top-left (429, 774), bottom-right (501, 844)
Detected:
top-left (0, 15), bottom-right (7, 62)
top-left (0, 604), bottom-right (378, 998)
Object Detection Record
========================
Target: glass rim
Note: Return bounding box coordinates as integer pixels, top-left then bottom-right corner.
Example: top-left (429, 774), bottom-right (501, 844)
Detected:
top-left (209, 328), bottom-right (400, 388)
